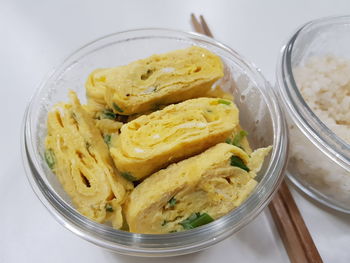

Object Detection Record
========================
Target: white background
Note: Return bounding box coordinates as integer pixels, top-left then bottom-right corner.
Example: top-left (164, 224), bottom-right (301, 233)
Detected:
top-left (1, 0), bottom-right (350, 262)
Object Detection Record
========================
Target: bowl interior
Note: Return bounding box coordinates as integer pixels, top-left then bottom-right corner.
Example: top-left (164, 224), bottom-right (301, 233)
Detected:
top-left (30, 30), bottom-right (275, 205)
top-left (25, 29), bottom-right (286, 255)
top-left (291, 17), bottom-right (350, 64)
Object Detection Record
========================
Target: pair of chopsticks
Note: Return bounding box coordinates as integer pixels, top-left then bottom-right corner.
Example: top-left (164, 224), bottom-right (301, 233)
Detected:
top-left (269, 181), bottom-right (322, 262)
top-left (190, 14), bottom-right (323, 263)
top-left (191, 14), bottom-right (213, 37)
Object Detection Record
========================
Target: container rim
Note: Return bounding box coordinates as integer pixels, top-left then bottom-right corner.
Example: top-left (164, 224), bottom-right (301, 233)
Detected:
top-left (277, 15), bottom-right (350, 171)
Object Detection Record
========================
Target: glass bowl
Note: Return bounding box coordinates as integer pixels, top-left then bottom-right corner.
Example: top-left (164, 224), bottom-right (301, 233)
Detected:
top-left (277, 16), bottom-right (350, 213)
top-left (22, 28), bottom-right (288, 257)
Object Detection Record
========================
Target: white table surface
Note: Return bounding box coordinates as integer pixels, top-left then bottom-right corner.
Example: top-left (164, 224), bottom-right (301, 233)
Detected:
top-left (1, 0), bottom-right (349, 262)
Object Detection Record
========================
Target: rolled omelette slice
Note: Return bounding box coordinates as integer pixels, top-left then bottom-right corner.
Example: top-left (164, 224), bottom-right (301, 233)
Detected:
top-left (110, 97), bottom-right (239, 181)
top-left (45, 91), bottom-right (133, 229)
top-left (86, 46), bottom-right (224, 115)
top-left (125, 143), bottom-right (272, 234)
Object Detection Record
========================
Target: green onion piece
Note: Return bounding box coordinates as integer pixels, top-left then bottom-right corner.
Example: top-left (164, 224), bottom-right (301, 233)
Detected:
top-left (169, 230), bottom-right (177, 233)
top-left (120, 172), bottom-right (137, 182)
top-left (141, 69), bottom-right (154, 80)
top-left (218, 99), bottom-right (231, 105)
top-left (101, 109), bottom-right (116, 120)
top-left (44, 149), bottom-right (55, 169)
top-left (232, 130), bottom-right (248, 147)
top-left (85, 141), bottom-right (91, 149)
top-left (179, 212), bottom-right (214, 230)
top-left (230, 156), bottom-right (250, 172)
top-left (105, 204), bottom-right (114, 212)
top-left (112, 103), bottom-right (124, 113)
top-left (168, 197), bottom-right (177, 207)
top-left (161, 220), bottom-right (168, 226)
top-left (103, 134), bottom-right (111, 147)
top-left (225, 138), bottom-right (232, 144)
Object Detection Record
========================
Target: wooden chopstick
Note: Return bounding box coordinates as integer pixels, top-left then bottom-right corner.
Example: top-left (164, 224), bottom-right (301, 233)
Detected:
top-left (269, 181), bottom-right (323, 262)
top-left (191, 14), bottom-right (205, 35)
top-left (190, 14), bottom-right (323, 263)
top-left (271, 181), bottom-right (323, 262)
top-left (269, 188), bottom-right (309, 262)
top-left (199, 15), bottom-right (213, 37)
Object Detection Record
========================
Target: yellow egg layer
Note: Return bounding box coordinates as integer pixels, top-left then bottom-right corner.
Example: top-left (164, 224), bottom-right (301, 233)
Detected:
top-left (125, 143), bottom-right (272, 234)
top-left (86, 46), bottom-right (224, 115)
top-left (110, 97), bottom-right (239, 181)
top-left (45, 91), bottom-right (133, 229)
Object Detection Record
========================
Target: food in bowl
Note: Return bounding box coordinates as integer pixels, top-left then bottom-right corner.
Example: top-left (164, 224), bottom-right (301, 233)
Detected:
top-left (294, 56), bottom-right (350, 143)
top-left (45, 92), bottom-right (134, 228)
top-left (86, 46), bottom-right (224, 115)
top-left (110, 97), bottom-right (239, 181)
top-left (125, 143), bottom-right (271, 234)
top-left (290, 56), bottom-right (350, 203)
top-left (44, 47), bottom-right (272, 233)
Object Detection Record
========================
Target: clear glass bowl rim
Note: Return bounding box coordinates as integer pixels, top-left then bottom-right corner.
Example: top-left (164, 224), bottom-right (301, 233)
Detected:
top-left (276, 16), bottom-right (350, 213)
top-left (22, 28), bottom-right (288, 256)
top-left (277, 15), bottom-right (350, 170)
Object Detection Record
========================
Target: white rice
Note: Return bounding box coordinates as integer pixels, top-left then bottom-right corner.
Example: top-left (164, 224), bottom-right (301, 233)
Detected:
top-left (289, 56), bottom-right (350, 205)
top-left (294, 56), bottom-right (350, 143)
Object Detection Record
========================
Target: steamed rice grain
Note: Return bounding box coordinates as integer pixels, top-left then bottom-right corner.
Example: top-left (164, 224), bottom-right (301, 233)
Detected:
top-left (290, 56), bottom-right (350, 205)
top-left (294, 56), bottom-right (350, 143)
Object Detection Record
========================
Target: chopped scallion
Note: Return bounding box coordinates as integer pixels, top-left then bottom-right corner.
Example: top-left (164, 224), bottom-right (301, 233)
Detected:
top-left (105, 203), bottom-right (114, 212)
top-left (101, 109), bottom-right (116, 120)
top-left (168, 197), bottom-right (177, 207)
top-left (103, 134), bottom-right (111, 147)
top-left (179, 212), bottom-right (214, 230)
top-left (232, 130), bottom-right (248, 147)
top-left (230, 156), bottom-right (250, 172)
top-left (44, 149), bottom-right (55, 169)
top-left (225, 138), bottom-right (232, 144)
top-left (218, 99), bottom-right (231, 105)
top-left (112, 103), bottom-right (124, 113)
top-left (120, 172), bottom-right (137, 182)
top-left (85, 141), bottom-right (91, 150)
